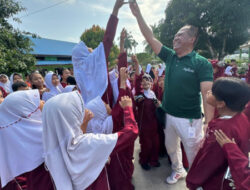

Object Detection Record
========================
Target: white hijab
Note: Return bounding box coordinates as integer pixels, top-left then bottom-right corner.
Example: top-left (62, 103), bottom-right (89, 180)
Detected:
top-left (9, 73), bottom-right (22, 93)
top-left (42, 91), bottom-right (118, 190)
top-left (109, 69), bottom-right (132, 105)
top-left (86, 96), bottom-right (113, 134)
top-left (146, 63), bottom-right (152, 74)
top-left (109, 69), bottom-right (119, 105)
top-left (158, 64), bottom-right (165, 77)
top-left (10, 73), bottom-right (22, 85)
top-left (62, 85), bottom-right (76, 93)
top-left (42, 72), bottom-right (63, 101)
top-left (144, 89), bottom-right (156, 99)
top-left (0, 74), bottom-right (11, 93)
top-left (0, 90), bottom-right (44, 188)
top-left (72, 41), bottom-right (108, 104)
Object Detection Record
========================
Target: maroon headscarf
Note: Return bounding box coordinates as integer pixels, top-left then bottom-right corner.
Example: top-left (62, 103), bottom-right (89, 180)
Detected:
top-left (210, 60), bottom-right (225, 80)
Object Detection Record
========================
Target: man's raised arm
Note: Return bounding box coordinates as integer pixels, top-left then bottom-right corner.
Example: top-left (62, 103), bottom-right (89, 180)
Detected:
top-left (129, 1), bottom-right (162, 55)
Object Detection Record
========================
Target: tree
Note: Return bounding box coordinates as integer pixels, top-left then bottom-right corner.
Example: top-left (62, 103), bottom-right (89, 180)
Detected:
top-left (0, 0), bottom-right (36, 76)
top-left (160, 0), bottom-right (250, 60)
top-left (117, 30), bottom-right (138, 54)
top-left (80, 25), bottom-right (119, 69)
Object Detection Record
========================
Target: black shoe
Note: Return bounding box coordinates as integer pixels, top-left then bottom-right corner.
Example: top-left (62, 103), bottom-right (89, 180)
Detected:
top-left (151, 162), bottom-right (161, 167)
top-left (140, 163), bottom-right (151, 170)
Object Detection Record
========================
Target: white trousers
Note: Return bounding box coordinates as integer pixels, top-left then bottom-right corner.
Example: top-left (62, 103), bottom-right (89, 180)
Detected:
top-left (164, 114), bottom-right (203, 173)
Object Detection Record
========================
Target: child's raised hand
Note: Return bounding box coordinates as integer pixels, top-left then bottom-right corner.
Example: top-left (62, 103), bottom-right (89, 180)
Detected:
top-left (120, 67), bottom-right (128, 82)
top-left (114, 0), bottom-right (125, 10)
top-left (132, 55), bottom-right (138, 64)
top-left (214, 130), bottom-right (235, 147)
top-left (119, 96), bottom-right (133, 109)
top-left (81, 109), bottom-right (94, 133)
top-left (83, 109), bottom-right (94, 124)
top-left (120, 28), bottom-right (127, 41)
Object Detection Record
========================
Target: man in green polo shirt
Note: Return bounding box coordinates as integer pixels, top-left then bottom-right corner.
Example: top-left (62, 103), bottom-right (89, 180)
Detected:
top-left (129, 1), bottom-right (214, 185)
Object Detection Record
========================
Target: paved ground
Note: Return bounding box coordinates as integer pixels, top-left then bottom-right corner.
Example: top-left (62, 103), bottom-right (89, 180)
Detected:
top-left (132, 139), bottom-right (188, 190)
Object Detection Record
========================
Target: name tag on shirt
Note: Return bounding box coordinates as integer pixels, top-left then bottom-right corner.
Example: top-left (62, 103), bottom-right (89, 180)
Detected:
top-left (188, 127), bottom-right (196, 138)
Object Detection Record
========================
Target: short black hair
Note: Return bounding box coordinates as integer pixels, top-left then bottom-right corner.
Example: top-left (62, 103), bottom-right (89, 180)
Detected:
top-left (13, 73), bottom-right (22, 79)
top-left (212, 77), bottom-right (250, 112)
top-left (129, 71), bottom-right (135, 78)
top-left (149, 70), bottom-right (155, 80)
top-left (12, 81), bottom-right (28, 92)
top-left (66, 76), bottom-right (76, 85)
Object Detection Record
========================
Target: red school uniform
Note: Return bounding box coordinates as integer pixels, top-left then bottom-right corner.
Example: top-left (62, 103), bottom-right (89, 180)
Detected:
top-left (2, 164), bottom-right (53, 190)
top-left (222, 143), bottom-right (250, 190)
top-left (135, 74), bottom-right (160, 166)
top-left (186, 113), bottom-right (250, 190)
top-left (60, 82), bottom-right (67, 88)
top-left (107, 87), bottom-right (136, 190)
top-left (0, 87), bottom-right (7, 98)
top-left (26, 164), bottom-right (54, 190)
top-left (243, 102), bottom-right (250, 121)
top-left (101, 15), bottom-right (119, 108)
top-left (107, 52), bottom-right (137, 190)
top-left (86, 107), bottom-right (138, 190)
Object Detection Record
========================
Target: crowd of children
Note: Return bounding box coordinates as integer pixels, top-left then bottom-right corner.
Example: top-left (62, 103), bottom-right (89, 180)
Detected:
top-left (0, 0), bottom-right (250, 190)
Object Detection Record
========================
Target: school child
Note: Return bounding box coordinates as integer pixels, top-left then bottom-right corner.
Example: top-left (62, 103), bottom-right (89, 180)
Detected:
top-left (0, 90), bottom-right (53, 190)
top-left (186, 77), bottom-right (250, 190)
top-left (42, 72), bottom-right (63, 101)
top-left (42, 91), bottom-right (138, 190)
top-left (134, 58), bottom-right (160, 170)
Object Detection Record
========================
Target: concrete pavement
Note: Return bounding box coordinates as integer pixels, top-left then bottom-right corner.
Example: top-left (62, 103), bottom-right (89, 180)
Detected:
top-left (132, 139), bottom-right (188, 190)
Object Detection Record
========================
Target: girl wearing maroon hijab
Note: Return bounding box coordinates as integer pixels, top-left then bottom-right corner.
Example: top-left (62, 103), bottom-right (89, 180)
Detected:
top-left (210, 60), bottom-right (225, 80)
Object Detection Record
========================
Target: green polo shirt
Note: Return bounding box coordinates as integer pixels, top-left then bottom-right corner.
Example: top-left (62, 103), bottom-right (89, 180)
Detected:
top-left (158, 46), bottom-right (213, 119)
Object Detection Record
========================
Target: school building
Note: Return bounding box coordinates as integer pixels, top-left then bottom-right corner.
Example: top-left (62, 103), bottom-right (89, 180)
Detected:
top-left (28, 36), bottom-right (77, 67)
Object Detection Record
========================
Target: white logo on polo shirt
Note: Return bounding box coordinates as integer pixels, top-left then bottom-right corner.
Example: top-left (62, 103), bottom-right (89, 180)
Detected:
top-left (183, 68), bottom-right (194, 73)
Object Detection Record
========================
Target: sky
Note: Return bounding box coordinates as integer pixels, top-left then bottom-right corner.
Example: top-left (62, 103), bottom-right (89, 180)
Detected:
top-left (10, 0), bottom-right (170, 53)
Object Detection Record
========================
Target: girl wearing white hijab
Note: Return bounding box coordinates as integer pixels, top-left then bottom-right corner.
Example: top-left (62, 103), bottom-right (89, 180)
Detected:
top-left (134, 61), bottom-right (161, 170)
top-left (62, 85), bottom-right (77, 93)
top-left (0, 74), bottom-right (11, 94)
top-left (72, 0), bottom-right (125, 107)
top-left (0, 90), bottom-right (54, 190)
top-left (10, 73), bottom-right (23, 85)
top-left (86, 96), bottom-right (113, 134)
top-left (42, 72), bottom-right (63, 102)
top-left (42, 91), bottom-right (138, 190)
top-left (8, 73), bottom-right (23, 93)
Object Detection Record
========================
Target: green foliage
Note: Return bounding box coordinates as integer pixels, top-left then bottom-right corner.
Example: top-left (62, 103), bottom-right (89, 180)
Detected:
top-left (80, 25), bottom-right (119, 68)
top-left (124, 31), bottom-right (138, 54)
top-left (0, 0), bottom-right (36, 76)
top-left (80, 25), bottom-right (105, 49)
top-left (136, 52), bottom-right (162, 69)
top-left (108, 44), bottom-right (120, 69)
top-left (160, 0), bottom-right (250, 60)
top-left (117, 31), bottom-right (138, 54)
